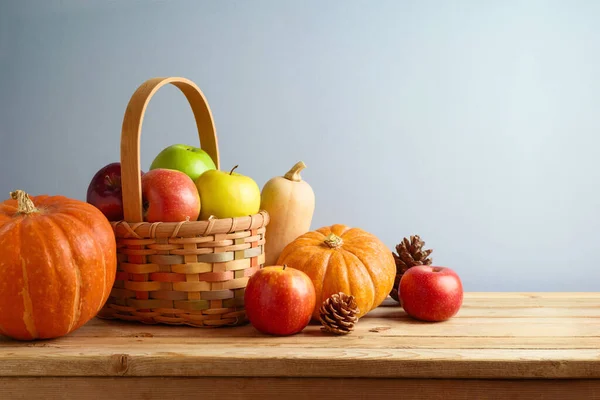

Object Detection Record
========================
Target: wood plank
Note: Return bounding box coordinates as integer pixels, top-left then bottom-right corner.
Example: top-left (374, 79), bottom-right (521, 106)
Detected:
top-left (0, 345), bottom-right (598, 379)
top-left (1, 377), bottom-right (600, 400)
top-left (25, 316), bottom-right (596, 339)
top-left (25, 308), bottom-right (600, 343)
top-left (0, 293), bottom-right (598, 381)
top-left (7, 335), bottom-right (598, 349)
top-left (354, 318), bottom-right (600, 337)
top-left (373, 304), bottom-right (600, 318)
top-left (449, 299), bottom-right (600, 308)
top-left (3, 314), bottom-right (599, 348)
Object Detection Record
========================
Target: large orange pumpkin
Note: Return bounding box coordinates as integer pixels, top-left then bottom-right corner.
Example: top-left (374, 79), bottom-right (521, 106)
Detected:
top-left (277, 224), bottom-right (395, 320)
top-left (0, 190), bottom-right (117, 340)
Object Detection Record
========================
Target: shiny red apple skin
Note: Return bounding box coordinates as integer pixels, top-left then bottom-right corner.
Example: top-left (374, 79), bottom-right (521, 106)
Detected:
top-left (399, 265), bottom-right (463, 322)
top-left (86, 162), bottom-right (144, 221)
top-left (244, 265), bottom-right (316, 336)
top-left (142, 168), bottom-right (200, 222)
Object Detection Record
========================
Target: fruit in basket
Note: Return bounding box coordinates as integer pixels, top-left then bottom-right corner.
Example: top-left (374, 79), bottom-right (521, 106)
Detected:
top-left (244, 265), bottom-right (316, 336)
top-left (260, 161), bottom-right (315, 266)
top-left (0, 190), bottom-right (117, 340)
top-left (150, 144), bottom-right (216, 181)
top-left (86, 162), bottom-right (145, 221)
top-left (142, 168), bottom-right (200, 222)
top-left (277, 224), bottom-right (396, 320)
top-left (195, 165), bottom-right (261, 220)
top-left (389, 235), bottom-right (433, 303)
top-left (399, 265), bottom-right (463, 322)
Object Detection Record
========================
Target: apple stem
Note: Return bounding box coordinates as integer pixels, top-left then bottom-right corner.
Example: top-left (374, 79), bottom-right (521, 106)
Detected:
top-left (283, 264), bottom-right (287, 271)
top-left (283, 161), bottom-right (306, 182)
top-left (324, 233), bottom-right (343, 249)
top-left (10, 190), bottom-right (39, 215)
top-left (229, 165), bottom-right (239, 175)
top-left (104, 174), bottom-right (120, 188)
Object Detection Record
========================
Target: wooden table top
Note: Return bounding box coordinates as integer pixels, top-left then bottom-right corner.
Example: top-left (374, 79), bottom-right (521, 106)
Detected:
top-left (0, 292), bottom-right (598, 380)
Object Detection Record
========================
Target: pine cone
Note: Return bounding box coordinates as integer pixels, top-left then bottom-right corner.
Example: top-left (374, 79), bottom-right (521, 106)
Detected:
top-left (319, 292), bottom-right (360, 335)
top-left (389, 235), bottom-right (433, 302)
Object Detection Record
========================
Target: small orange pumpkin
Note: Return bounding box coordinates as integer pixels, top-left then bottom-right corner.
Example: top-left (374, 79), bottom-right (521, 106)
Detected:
top-left (277, 224), bottom-right (395, 320)
top-left (0, 190), bottom-right (117, 340)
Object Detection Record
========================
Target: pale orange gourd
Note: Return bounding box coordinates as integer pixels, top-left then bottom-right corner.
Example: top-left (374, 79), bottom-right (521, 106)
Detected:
top-left (260, 161), bottom-right (315, 266)
top-left (277, 224), bottom-right (395, 320)
top-left (0, 190), bottom-right (117, 340)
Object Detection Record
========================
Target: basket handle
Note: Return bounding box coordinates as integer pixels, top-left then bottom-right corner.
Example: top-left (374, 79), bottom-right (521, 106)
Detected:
top-left (120, 77), bottom-right (220, 222)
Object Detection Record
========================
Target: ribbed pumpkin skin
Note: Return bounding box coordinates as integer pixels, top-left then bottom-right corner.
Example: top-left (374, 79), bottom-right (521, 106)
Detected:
top-left (0, 194), bottom-right (117, 340)
top-left (277, 224), bottom-right (395, 320)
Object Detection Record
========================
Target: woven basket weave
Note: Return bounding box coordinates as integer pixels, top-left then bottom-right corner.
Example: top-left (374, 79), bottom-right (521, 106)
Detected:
top-left (98, 76), bottom-right (269, 327)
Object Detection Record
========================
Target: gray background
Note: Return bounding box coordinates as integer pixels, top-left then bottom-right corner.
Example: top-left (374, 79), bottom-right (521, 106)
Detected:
top-left (1, 0), bottom-right (599, 292)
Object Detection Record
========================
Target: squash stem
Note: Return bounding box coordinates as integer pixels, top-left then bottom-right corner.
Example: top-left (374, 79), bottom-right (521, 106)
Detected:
top-left (10, 190), bottom-right (39, 215)
top-left (324, 233), bottom-right (343, 248)
top-left (284, 161), bottom-right (306, 182)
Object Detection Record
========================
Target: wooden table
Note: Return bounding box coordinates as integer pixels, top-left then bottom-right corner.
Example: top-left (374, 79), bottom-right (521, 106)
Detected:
top-left (0, 292), bottom-right (598, 399)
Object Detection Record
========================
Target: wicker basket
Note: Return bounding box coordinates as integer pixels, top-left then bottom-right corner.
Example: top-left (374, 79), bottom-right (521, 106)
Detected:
top-left (98, 76), bottom-right (269, 328)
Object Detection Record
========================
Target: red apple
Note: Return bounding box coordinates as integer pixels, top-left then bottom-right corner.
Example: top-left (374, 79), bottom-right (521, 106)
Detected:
top-left (142, 168), bottom-right (200, 222)
top-left (244, 265), bottom-right (316, 336)
top-left (399, 265), bottom-right (463, 322)
top-left (86, 162), bottom-right (144, 221)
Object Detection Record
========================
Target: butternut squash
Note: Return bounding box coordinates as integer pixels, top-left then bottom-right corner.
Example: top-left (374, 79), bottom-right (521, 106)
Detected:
top-left (260, 161), bottom-right (315, 266)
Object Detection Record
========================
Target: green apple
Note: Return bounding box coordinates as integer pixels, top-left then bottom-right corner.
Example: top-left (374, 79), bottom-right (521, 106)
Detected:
top-left (195, 165), bottom-right (261, 220)
top-left (150, 144), bottom-right (216, 181)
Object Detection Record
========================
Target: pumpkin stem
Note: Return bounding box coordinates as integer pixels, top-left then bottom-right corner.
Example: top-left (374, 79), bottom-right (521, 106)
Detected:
top-left (324, 233), bottom-right (343, 248)
top-left (229, 165), bottom-right (239, 175)
top-left (283, 161), bottom-right (306, 182)
top-left (10, 190), bottom-right (39, 215)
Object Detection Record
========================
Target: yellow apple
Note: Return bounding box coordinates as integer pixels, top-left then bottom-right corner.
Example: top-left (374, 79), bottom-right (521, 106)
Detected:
top-left (195, 165), bottom-right (261, 220)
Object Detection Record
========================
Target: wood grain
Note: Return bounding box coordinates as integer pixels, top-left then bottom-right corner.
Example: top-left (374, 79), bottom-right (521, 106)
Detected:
top-left (11, 335), bottom-right (600, 349)
top-left (0, 293), bottom-right (598, 382)
top-left (2, 377), bottom-right (599, 400)
top-left (1, 344), bottom-right (599, 379)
